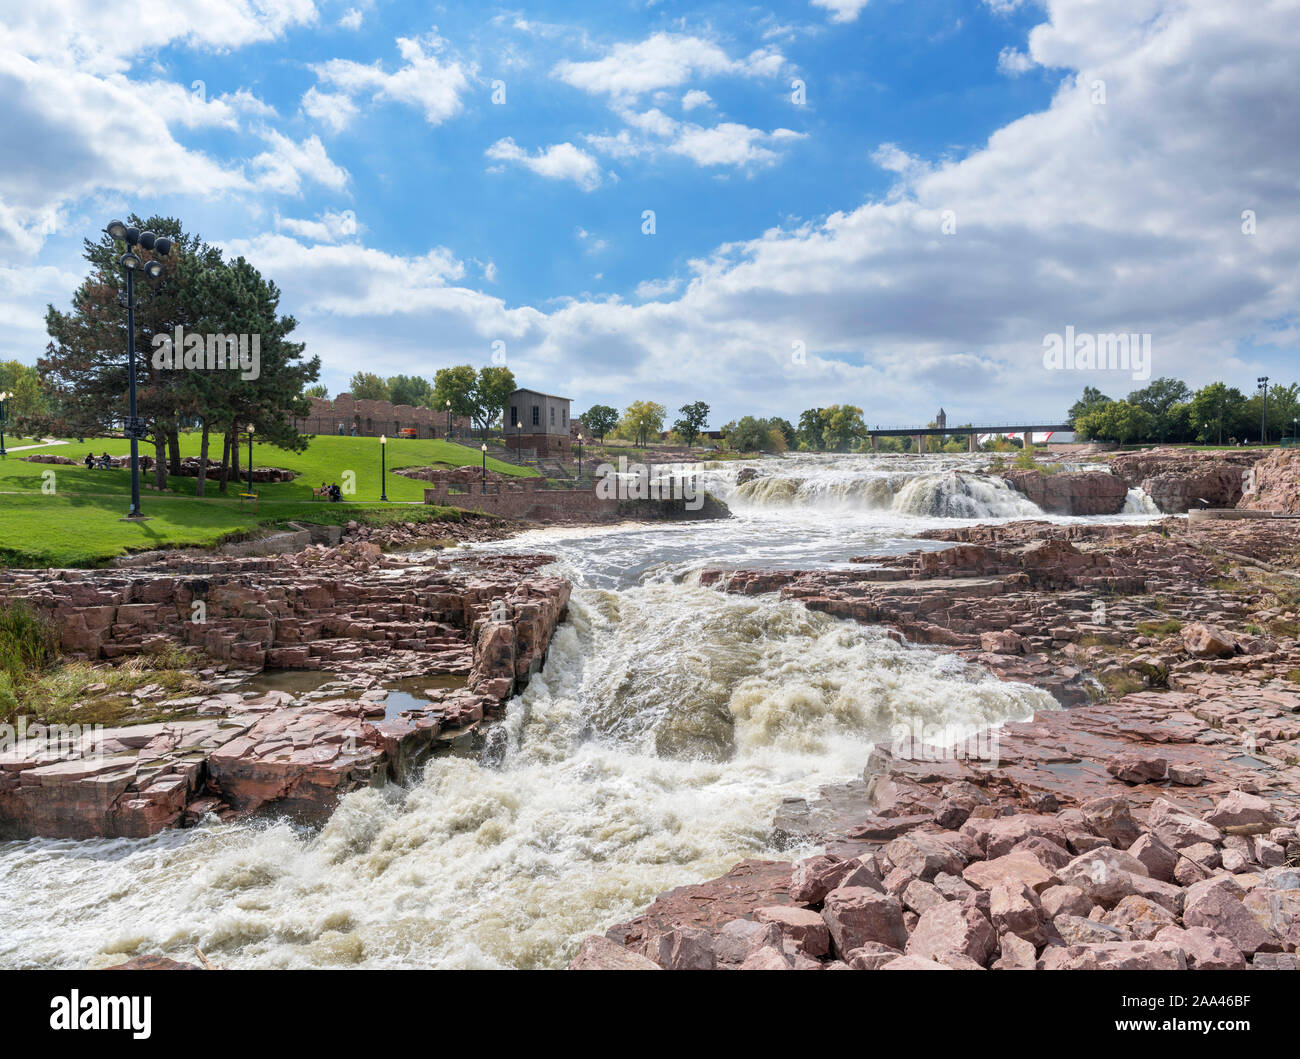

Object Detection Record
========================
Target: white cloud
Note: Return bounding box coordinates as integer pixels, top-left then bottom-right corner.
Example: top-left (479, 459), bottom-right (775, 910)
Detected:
top-left (312, 33), bottom-right (470, 125)
top-left (301, 86), bottom-right (359, 132)
top-left (486, 139), bottom-right (603, 191)
top-left (276, 208), bottom-right (360, 243)
top-left (634, 276), bottom-right (683, 300)
top-left (251, 131), bottom-right (349, 194)
top-left (0, 0), bottom-right (319, 76)
top-left (997, 46), bottom-right (1035, 76)
top-left (809, 0), bottom-right (871, 23)
top-left (681, 89), bottom-right (713, 111)
top-left (338, 7), bottom-right (363, 30)
top-left (669, 122), bottom-right (806, 167)
top-left (553, 32), bottom-right (785, 99)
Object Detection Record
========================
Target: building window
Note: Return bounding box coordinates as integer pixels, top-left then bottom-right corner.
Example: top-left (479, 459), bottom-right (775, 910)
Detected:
top-left (562, 408), bottom-right (568, 425)
top-left (550, 406), bottom-right (556, 426)
top-left (510, 406), bottom-right (518, 427)
top-left (532, 405), bottom-right (540, 426)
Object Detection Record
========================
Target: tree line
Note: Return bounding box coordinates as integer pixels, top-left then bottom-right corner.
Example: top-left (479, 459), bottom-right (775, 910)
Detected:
top-left (1069, 378), bottom-right (1300, 445)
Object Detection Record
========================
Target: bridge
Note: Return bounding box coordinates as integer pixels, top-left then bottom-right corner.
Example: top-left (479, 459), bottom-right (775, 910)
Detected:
top-left (863, 423), bottom-right (1074, 452)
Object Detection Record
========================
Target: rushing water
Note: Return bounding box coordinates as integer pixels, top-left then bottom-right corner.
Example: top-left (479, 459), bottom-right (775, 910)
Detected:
top-left (0, 454), bottom-right (1158, 969)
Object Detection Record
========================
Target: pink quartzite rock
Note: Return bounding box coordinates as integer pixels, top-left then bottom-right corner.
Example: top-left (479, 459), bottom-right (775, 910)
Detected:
top-left (789, 854), bottom-right (880, 904)
top-left (644, 926), bottom-right (716, 970)
top-left (1181, 622), bottom-right (1237, 658)
top-left (906, 901), bottom-right (997, 966)
top-left (880, 955), bottom-right (952, 970)
top-left (990, 879), bottom-right (1047, 946)
top-left (1105, 752), bottom-right (1168, 785)
top-left (1204, 790), bottom-right (1280, 831)
top-left (1039, 941), bottom-right (1187, 970)
top-left (1182, 881), bottom-right (1280, 957)
top-left (821, 887), bottom-right (908, 956)
top-left (568, 936), bottom-right (661, 970)
top-left (884, 831), bottom-right (968, 880)
top-left (962, 853), bottom-right (1059, 894)
top-left (1127, 833), bottom-right (1178, 883)
top-left (1153, 926), bottom-right (1246, 970)
top-left (754, 906), bottom-right (831, 958)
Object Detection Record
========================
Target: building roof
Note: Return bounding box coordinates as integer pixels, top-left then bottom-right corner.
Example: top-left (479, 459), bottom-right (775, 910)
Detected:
top-left (509, 387), bottom-right (572, 402)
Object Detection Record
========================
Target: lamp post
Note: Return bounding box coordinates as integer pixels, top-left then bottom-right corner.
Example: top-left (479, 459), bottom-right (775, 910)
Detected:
top-left (1257, 376), bottom-right (1270, 445)
top-left (105, 220), bottom-right (171, 519)
top-left (380, 434), bottom-right (388, 501)
top-left (577, 433), bottom-right (583, 480)
top-left (480, 442), bottom-right (488, 492)
top-left (516, 419), bottom-right (523, 462)
top-left (0, 390), bottom-right (10, 458)
top-left (445, 399), bottom-right (452, 441)
top-left (246, 424), bottom-right (254, 497)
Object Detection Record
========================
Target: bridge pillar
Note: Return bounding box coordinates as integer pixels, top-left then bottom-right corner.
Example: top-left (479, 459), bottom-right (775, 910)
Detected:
top-left (968, 433), bottom-right (977, 453)
top-left (870, 435), bottom-right (877, 452)
top-left (1022, 431), bottom-right (1032, 449)
top-left (914, 434), bottom-right (924, 454)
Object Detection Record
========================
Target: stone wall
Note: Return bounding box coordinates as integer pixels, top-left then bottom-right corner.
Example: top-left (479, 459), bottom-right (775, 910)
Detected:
top-left (301, 394), bottom-right (473, 439)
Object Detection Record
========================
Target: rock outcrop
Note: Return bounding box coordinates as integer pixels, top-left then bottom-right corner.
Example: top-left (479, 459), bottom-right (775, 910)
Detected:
top-left (1239, 449), bottom-right (1300, 514)
top-left (1110, 447), bottom-right (1261, 512)
top-left (1001, 469), bottom-right (1129, 516)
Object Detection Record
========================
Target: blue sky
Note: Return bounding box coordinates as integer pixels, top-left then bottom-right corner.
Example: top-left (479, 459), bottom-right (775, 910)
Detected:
top-left (3, 0), bottom-right (1298, 428)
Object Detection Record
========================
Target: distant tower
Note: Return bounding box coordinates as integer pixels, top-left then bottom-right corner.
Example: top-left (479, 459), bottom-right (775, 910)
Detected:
top-left (936, 407), bottom-right (947, 430)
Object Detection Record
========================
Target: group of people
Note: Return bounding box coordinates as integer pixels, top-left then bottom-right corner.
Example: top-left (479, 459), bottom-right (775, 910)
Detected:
top-left (319, 481), bottom-right (343, 502)
top-left (83, 451), bottom-right (114, 470)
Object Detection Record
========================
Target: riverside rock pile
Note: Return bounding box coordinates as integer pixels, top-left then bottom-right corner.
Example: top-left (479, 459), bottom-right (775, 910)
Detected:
top-left (573, 517), bottom-right (1300, 970)
top-left (1108, 447), bottom-right (1262, 512)
top-left (0, 535), bottom-right (570, 839)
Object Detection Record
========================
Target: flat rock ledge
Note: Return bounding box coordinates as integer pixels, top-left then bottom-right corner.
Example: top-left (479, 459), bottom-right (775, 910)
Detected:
top-left (574, 518), bottom-right (1300, 970)
top-left (0, 540), bottom-right (570, 839)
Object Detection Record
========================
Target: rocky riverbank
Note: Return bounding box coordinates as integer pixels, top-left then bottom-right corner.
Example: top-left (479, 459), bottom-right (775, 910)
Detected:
top-left (0, 522), bottom-right (570, 839)
top-left (572, 517), bottom-right (1300, 970)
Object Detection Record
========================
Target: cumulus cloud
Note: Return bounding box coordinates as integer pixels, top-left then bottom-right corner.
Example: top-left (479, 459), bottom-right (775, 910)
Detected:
top-left (553, 32), bottom-right (784, 99)
top-left (311, 33), bottom-right (471, 126)
top-left (485, 139), bottom-right (603, 191)
top-left (301, 86), bottom-right (359, 132)
top-left (809, 0), bottom-right (872, 24)
top-left (997, 46), bottom-right (1035, 75)
top-left (276, 208), bottom-right (360, 243)
top-left (250, 131), bottom-right (349, 194)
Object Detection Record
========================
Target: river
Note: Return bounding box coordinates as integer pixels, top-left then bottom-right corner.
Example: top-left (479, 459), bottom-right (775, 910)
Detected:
top-left (0, 453), bottom-right (1159, 968)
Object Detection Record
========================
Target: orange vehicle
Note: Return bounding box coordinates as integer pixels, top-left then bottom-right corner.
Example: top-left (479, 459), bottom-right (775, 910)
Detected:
top-left (398, 427), bottom-right (419, 439)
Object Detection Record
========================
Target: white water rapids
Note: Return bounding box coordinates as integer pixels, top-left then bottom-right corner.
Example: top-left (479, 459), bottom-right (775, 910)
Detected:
top-left (0, 454), bottom-right (1159, 968)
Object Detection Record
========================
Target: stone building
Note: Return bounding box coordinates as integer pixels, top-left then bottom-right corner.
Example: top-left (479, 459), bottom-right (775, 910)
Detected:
top-left (505, 388), bottom-right (572, 458)
top-left (298, 395), bottom-right (471, 439)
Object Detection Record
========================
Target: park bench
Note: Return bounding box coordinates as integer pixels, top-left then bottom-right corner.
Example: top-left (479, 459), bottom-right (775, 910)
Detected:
top-left (312, 485), bottom-right (330, 500)
top-left (238, 492), bottom-right (258, 511)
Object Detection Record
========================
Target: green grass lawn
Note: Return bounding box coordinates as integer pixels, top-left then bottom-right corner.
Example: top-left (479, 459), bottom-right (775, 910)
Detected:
top-left (0, 433), bottom-right (534, 567)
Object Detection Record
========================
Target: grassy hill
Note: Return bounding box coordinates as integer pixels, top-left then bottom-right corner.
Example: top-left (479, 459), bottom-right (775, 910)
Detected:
top-left (0, 433), bottom-right (535, 567)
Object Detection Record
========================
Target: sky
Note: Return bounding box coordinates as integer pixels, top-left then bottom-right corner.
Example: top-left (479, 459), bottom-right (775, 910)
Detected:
top-left (2, 0), bottom-right (1297, 429)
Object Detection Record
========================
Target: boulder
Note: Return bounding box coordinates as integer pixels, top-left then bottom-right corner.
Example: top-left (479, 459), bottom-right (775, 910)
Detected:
top-left (754, 906), bottom-right (831, 958)
top-left (1204, 790), bottom-right (1280, 831)
top-left (568, 935), bottom-right (661, 970)
top-left (906, 901), bottom-right (997, 966)
top-left (821, 887), bottom-right (908, 956)
top-left (1181, 622), bottom-right (1238, 659)
top-left (1153, 926), bottom-right (1246, 970)
top-left (1039, 941), bottom-right (1187, 970)
top-left (962, 853), bottom-right (1059, 894)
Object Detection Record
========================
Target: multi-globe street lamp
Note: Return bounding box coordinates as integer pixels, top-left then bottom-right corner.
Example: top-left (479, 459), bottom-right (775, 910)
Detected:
top-left (379, 434), bottom-right (388, 502)
top-left (105, 219), bottom-right (171, 519)
top-left (1257, 376), bottom-right (1270, 445)
top-left (0, 390), bottom-right (10, 458)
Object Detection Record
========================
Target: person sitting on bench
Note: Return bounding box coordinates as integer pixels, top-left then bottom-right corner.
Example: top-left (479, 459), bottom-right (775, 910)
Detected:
top-left (98, 452), bottom-right (112, 469)
top-left (329, 482), bottom-right (341, 502)
top-left (84, 453), bottom-right (95, 470)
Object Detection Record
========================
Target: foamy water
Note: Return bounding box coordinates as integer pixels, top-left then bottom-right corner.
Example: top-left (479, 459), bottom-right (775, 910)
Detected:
top-left (0, 452), bottom-right (1153, 969)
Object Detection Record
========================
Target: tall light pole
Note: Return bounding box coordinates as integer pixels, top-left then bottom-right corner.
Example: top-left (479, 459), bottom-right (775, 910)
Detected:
top-left (379, 434), bottom-right (388, 501)
top-left (105, 220), bottom-right (170, 519)
top-left (480, 442), bottom-right (488, 491)
top-left (1257, 376), bottom-right (1270, 444)
top-left (577, 433), bottom-right (583, 480)
top-left (0, 390), bottom-right (10, 458)
top-left (445, 399), bottom-right (452, 441)
top-left (246, 424), bottom-right (255, 497)
top-left (516, 419), bottom-right (523, 462)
